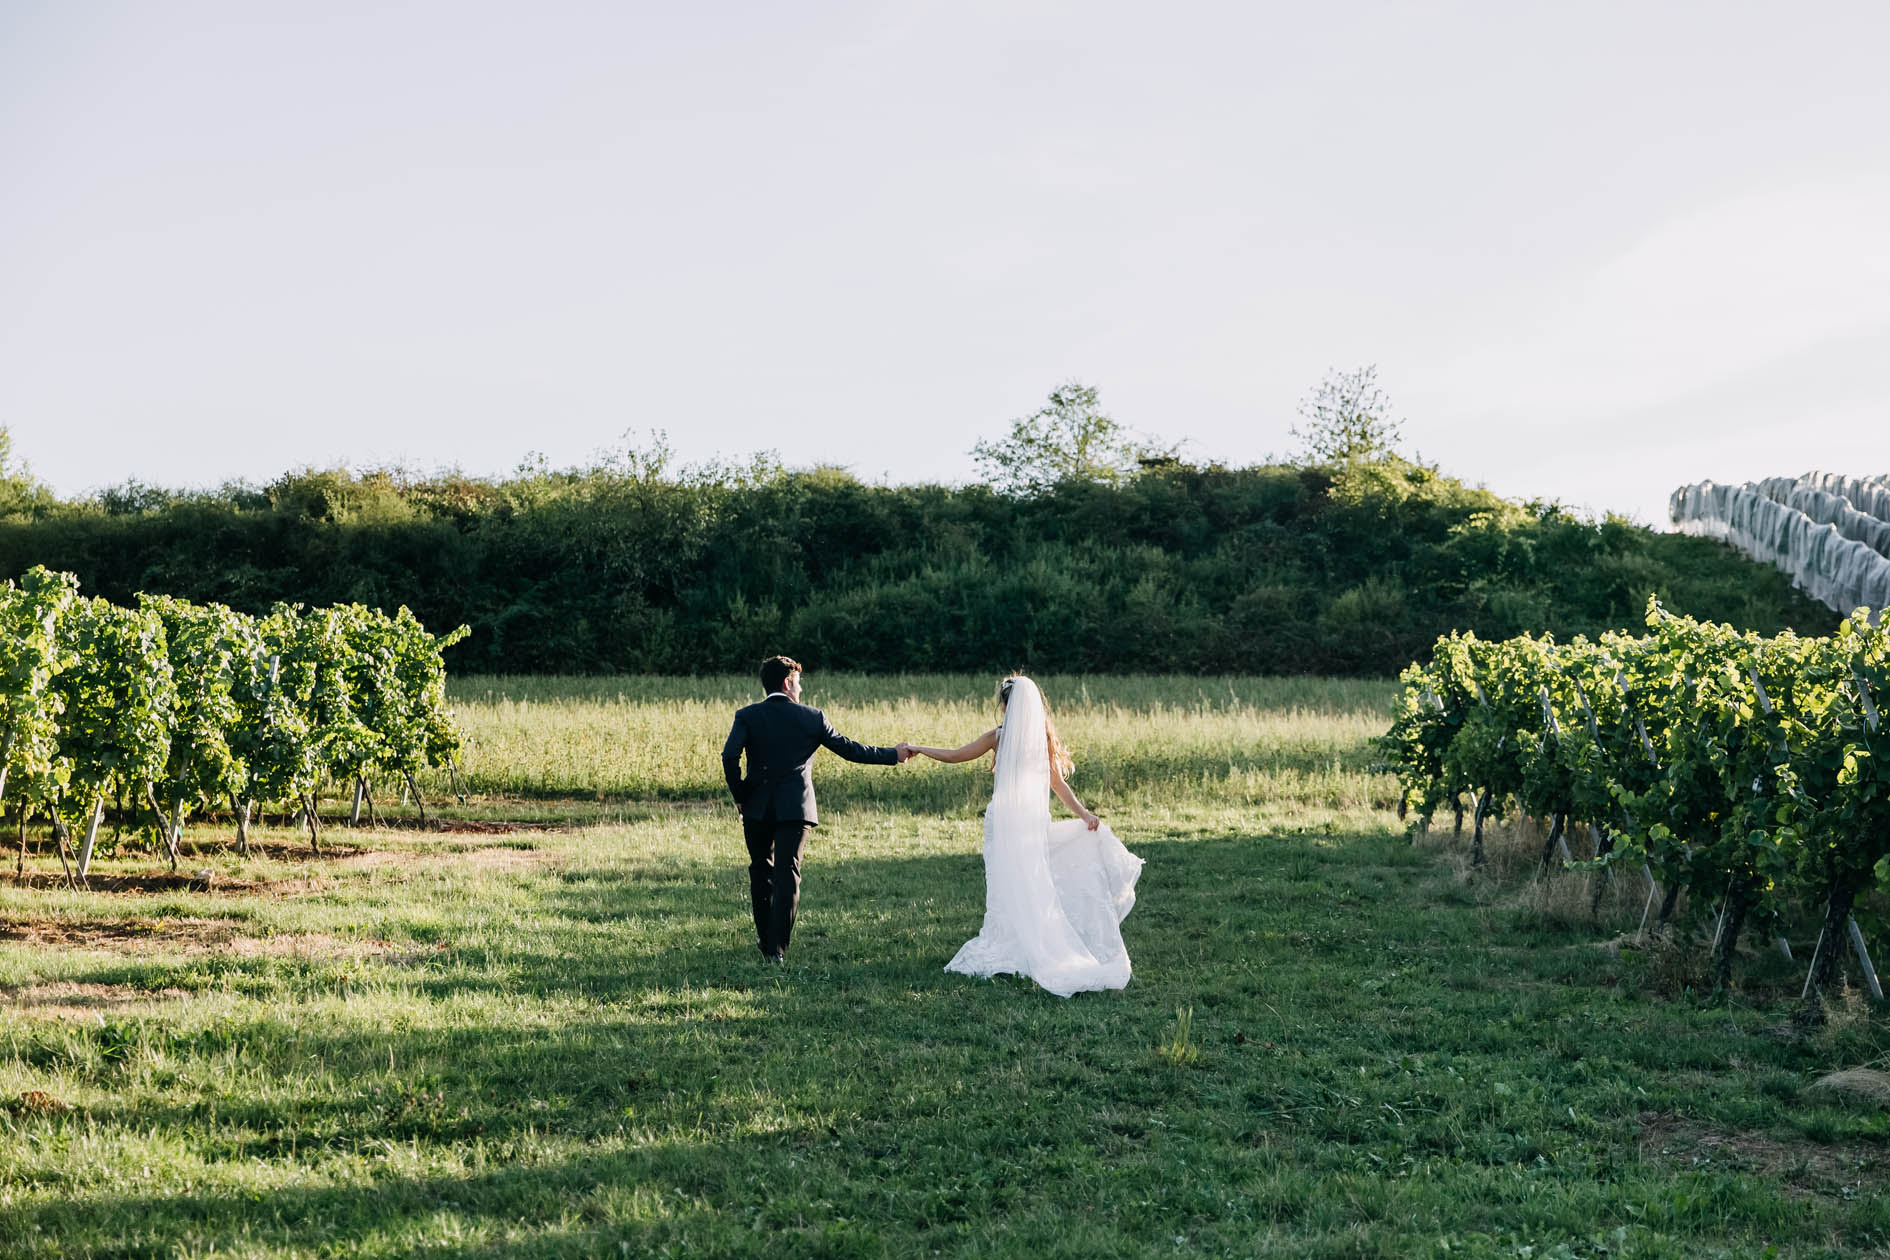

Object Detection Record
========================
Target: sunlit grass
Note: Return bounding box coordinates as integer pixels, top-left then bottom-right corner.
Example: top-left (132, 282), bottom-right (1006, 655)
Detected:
top-left (2, 677), bottom-right (1887, 1258)
top-left (428, 673), bottom-right (1400, 815)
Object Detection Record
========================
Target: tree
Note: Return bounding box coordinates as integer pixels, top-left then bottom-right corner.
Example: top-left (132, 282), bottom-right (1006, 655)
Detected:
top-left (971, 383), bottom-right (1170, 496)
top-left (1291, 366), bottom-right (1404, 465)
top-left (0, 429), bottom-right (55, 519)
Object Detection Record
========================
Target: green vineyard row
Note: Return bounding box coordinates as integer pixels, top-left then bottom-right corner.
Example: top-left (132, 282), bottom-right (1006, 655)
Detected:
top-left (1378, 598), bottom-right (1890, 1022)
top-left (0, 566), bottom-right (467, 878)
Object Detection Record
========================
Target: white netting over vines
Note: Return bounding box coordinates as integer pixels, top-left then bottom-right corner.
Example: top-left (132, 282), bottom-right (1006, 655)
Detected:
top-left (1789, 472), bottom-right (1890, 525)
top-left (1670, 473), bottom-right (1890, 619)
top-left (1753, 477), bottom-right (1890, 555)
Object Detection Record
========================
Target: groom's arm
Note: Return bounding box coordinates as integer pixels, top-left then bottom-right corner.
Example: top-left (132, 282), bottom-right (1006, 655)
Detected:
top-left (816, 711), bottom-right (899, 765)
top-left (722, 714), bottom-right (750, 803)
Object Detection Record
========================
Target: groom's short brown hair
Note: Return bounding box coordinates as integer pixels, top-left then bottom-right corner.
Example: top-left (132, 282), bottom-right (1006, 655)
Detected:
top-left (760, 655), bottom-right (802, 693)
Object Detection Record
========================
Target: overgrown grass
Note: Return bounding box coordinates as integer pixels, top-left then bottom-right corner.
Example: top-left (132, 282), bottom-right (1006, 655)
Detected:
top-left (431, 673), bottom-right (1399, 818)
top-left (2, 677), bottom-right (1887, 1258)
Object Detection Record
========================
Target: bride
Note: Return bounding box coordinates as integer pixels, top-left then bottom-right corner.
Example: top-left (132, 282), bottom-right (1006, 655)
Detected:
top-left (908, 676), bottom-right (1142, 996)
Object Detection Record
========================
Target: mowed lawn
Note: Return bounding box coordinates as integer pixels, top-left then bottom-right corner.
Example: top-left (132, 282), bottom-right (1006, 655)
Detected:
top-left (1, 676), bottom-right (1887, 1259)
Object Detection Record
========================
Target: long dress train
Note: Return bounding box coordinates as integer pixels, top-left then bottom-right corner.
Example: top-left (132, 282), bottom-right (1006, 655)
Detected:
top-left (944, 677), bottom-right (1142, 996)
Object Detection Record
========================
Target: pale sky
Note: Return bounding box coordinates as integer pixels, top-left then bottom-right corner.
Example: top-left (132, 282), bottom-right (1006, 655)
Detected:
top-left (4, 1), bottom-right (1887, 527)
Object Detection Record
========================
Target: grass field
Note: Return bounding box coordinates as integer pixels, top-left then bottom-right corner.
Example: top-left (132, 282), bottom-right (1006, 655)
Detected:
top-left (432, 674), bottom-right (1399, 819)
top-left (2, 675), bottom-right (1888, 1258)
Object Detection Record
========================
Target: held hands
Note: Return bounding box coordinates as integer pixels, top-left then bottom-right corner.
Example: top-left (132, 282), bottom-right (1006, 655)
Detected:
top-left (896, 741), bottom-right (914, 763)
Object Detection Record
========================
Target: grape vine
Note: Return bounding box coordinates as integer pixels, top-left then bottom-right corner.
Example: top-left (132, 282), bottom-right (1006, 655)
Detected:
top-left (0, 567), bottom-right (467, 879)
top-left (1381, 597), bottom-right (1890, 1023)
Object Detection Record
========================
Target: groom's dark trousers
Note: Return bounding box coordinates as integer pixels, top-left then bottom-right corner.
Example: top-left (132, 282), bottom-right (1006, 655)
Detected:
top-left (722, 694), bottom-right (898, 958)
top-left (744, 815), bottom-right (810, 960)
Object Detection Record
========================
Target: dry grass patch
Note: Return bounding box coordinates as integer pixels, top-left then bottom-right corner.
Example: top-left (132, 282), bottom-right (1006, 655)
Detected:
top-left (426, 819), bottom-right (569, 834)
top-left (1581, 932), bottom-right (1649, 952)
top-left (1806, 1067), bottom-right (1890, 1110)
top-left (1419, 815), bottom-right (1673, 935)
top-left (0, 915), bottom-right (238, 952)
top-left (2, 980), bottom-right (191, 1022)
top-left (0, 869), bottom-right (340, 897)
top-left (450, 845), bottom-right (559, 872)
top-left (1637, 1110), bottom-right (1887, 1199)
top-left (1, 839), bottom-right (562, 899)
top-left (0, 916), bottom-right (452, 966)
top-left (250, 838), bottom-right (561, 875)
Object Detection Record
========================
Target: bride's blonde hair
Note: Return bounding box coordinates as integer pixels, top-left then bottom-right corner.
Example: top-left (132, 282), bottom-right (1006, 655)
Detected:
top-left (997, 675), bottom-right (1073, 778)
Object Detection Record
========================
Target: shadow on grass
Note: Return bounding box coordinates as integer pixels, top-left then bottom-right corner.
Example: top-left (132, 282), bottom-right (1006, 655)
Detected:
top-left (0, 838), bottom-right (1215, 1252)
top-left (7, 829), bottom-right (1882, 1258)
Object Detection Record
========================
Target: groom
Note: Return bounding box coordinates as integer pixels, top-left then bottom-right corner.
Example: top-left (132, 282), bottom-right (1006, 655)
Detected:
top-left (721, 655), bottom-right (910, 962)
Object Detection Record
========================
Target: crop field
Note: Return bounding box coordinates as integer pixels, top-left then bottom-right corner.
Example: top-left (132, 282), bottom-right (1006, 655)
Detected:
top-left (2, 675), bottom-right (1887, 1259)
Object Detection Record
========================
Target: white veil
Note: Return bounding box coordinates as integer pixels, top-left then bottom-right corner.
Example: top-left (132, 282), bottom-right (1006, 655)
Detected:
top-left (990, 676), bottom-right (1052, 842)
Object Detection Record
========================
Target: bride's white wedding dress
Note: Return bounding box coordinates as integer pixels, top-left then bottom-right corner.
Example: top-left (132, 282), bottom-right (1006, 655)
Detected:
top-left (945, 676), bottom-right (1143, 996)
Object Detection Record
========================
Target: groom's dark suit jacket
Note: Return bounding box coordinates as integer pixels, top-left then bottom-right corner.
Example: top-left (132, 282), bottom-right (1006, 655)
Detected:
top-left (722, 695), bottom-right (898, 826)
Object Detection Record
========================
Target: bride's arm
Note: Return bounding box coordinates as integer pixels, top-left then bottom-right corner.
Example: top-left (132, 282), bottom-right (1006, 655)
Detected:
top-left (907, 729), bottom-right (998, 763)
top-left (1050, 764), bottom-right (1100, 830)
